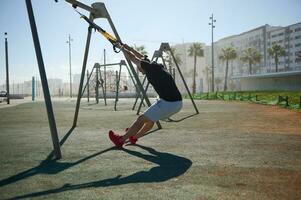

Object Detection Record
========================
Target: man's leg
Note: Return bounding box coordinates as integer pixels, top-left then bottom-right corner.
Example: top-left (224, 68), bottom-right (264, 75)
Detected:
top-left (135, 121), bottom-right (154, 139)
top-left (120, 115), bottom-right (151, 143)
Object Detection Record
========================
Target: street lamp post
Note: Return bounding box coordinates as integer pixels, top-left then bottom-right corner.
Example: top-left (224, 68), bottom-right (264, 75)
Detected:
top-left (209, 14), bottom-right (216, 92)
top-left (4, 32), bottom-right (10, 104)
top-left (66, 34), bottom-right (73, 98)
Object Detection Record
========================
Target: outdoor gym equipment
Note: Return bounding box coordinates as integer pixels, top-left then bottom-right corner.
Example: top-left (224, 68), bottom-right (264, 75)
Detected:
top-left (25, 0), bottom-right (62, 159)
top-left (65, 0), bottom-right (161, 131)
top-left (82, 60), bottom-right (137, 111)
top-left (135, 43), bottom-right (199, 122)
top-left (25, 0), bottom-right (163, 159)
top-left (72, 9), bottom-right (123, 53)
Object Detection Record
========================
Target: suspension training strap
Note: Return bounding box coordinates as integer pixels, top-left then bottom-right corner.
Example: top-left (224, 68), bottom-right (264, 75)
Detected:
top-left (74, 9), bottom-right (123, 53)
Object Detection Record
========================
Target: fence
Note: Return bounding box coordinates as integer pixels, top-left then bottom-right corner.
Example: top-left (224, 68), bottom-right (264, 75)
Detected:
top-left (190, 91), bottom-right (301, 110)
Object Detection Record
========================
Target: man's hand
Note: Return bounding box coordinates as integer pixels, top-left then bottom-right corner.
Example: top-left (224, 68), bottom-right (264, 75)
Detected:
top-left (115, 42), bottom-right (124, 50)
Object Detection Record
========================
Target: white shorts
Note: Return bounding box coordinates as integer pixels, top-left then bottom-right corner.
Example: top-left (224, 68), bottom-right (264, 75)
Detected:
top-left (143, 99), bottom-right (183, 122)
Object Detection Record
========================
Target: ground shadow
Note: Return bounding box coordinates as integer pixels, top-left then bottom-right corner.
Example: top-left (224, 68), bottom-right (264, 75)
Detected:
top-left (10, 144), bottom-right (192, 199)
top-left (0, 147), bottom-right (115, 188)
top-left (164, 113), bottom-right (199, 123)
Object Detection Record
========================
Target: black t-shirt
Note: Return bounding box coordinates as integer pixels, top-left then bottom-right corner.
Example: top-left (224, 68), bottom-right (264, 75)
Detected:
top-left (141, 60), bottom-right (182, 102)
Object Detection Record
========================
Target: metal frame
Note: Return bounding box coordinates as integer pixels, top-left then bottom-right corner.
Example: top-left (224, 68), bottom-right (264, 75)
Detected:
top-left (4, 33), bottom-right (10, 104)
top-left (24, 0), bottom-right (162, 160)
top-left (136, 43), bottom-right (199, 121)
top-left (81, 60), bottom-right (136, 111)
top-left (132, 51), bottom-right (159, 114)
top-left (25, 0), bottom-right (61, 159)
top-left (67, 1), bottom-right (162, 129)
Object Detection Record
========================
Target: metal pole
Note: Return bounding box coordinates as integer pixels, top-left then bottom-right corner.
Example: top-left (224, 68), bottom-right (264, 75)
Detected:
top-left (67, 34), bottom-right (73, 98)
top-left (103, 49), bottom-right (107, 105)
top-left (132, 51), bottom-right (158, 110)
top-left (99, 68), bottom-right (106, 104)
top-left (114, 69), bottom-right (118, 111)
top-left (137, 56), bottom-right (159, 114)
top-left (169, 47), bottom-right (199, 114)
top-left (137, 81), bottom-right (150, 115)
top-left (132, 76), bottom-right (146, 110)
top-left (95, 66), bottom-right (99, 103)
top-left (4, 33), bottom-right (10, 104)
top-left (87, 70), bottom-right (90, 102)
top-left (81, 66), bottom-right (95, 98)
top-left (124, 63), bottom-right (139, 97)
top-left (25, 0), bottom-right (61, 159)
top-left (209, 14), bottom-right (216, 92)
top-left (105, 8), bottom-right (162, 129)
top-left (73, 23), bottom-right (93, 128)
top-left (32, 76), bottom-right (35, 101)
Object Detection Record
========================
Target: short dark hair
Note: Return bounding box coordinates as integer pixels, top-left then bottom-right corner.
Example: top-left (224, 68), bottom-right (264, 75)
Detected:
top-left (143, 55), bottom-right (150, 62)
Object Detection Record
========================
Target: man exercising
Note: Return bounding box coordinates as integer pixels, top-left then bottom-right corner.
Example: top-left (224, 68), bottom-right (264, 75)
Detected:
top-left (109, 44), bottom-right (182, 147)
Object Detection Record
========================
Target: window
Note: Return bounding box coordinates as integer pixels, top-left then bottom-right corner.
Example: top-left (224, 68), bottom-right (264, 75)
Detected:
top-left (278, 33), bottom-right (284, 36)
top-left (295, 43), bottom-right (301, 47)
top-left (295, 35), bottom-right (301, 40)
top-left (286, 29), bottom-right (293, 34)
top-left (271, 34), bottom-right (277, 38)
top-left (278, 40), bottom-right (283, 43)
top-left (295, 27), bottom-right (301, 32)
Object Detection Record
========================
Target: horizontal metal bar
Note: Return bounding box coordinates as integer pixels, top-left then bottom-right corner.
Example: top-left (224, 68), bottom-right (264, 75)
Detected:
top-left (65, 0), bottom-right (95, 14)
top-left (95, 62), bottom-right (126, 68)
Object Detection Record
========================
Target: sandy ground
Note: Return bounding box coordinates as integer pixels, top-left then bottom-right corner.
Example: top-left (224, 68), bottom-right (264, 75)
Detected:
top-left (0, 99), bottom-right (300, 200)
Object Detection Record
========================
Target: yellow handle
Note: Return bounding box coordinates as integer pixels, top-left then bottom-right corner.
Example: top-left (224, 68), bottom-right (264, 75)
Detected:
top-left (101, 31), bottom-right (118, 43)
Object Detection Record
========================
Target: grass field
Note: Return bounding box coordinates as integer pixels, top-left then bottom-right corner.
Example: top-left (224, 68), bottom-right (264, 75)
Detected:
top-left (0, 98), bottom-right (301, 200)
top-left (192, 91), bottom-right (301, 110)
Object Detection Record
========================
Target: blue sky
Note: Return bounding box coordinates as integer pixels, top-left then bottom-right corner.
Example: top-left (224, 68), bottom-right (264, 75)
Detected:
top-left (0, 0), bottom-right (301, 85)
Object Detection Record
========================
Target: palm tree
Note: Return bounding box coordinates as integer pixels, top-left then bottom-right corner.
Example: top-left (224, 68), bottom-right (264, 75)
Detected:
top-left (133, 44), bottom-right (148, 56)
top-left (240, 47), bottom-right (262, 75)
top-left (214, 77), bottom-right (222, 92)
top-left (165, 47), bottom-right (182, 73)
top-left (202, 66), bottom-right (211, 92)
top-left (188, 43), bottom-right (204, 94)
top-left (268, 44), bottom-right (286, 72)
top-left (219, 47), bottom-right (237, 91)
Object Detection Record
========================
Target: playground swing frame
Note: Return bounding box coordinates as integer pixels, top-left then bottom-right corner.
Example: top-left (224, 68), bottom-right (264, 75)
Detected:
top-left (25, 0), bottom-right (162, 159)
top-left (82, 60), bottom-right (137, 111)
top-left (135, 43), bottom-right (199, 122)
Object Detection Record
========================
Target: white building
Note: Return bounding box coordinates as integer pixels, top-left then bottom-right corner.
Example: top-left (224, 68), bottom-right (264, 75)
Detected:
top-left (172, 43), bottom-right (206, 94)
top-left (267, 22), bottom-right (301, 72)
top-left (205, 22), bottom-right (301, 91)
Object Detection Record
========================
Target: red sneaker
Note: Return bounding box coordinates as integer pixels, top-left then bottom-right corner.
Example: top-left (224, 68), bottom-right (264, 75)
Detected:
top-left (129, 136), bottom-right (138, 145)
top-left (109, 130), bottom-right (124, 148)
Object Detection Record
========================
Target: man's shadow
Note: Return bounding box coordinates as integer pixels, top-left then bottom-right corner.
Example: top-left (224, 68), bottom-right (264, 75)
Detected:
top-left (0, 147), bottom-right (115, 187)
top-left (10, 144), bottom-right (192, 199)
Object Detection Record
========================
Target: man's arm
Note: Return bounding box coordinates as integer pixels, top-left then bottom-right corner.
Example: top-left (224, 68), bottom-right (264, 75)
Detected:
top-left (122, 47), bottom-right (143, 71)
top-left (123, 44), bottom-right (144, 59)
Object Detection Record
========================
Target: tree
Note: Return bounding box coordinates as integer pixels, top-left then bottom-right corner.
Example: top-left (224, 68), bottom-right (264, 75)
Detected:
top-left (240, 47), bottom-right (262, 75)
top-left (188, 43), bottom-right (204, 94)
top-left (202, 66), bottom-right (212, 92)
top-left (133, 44), bottom-right (148, 56)
top-left (219, 47), bottom-right (237, 91)
top-left (165, 47), bottom-right (182, 73)
top-left (214, 77), bottom-right (222, 92)
top-left (268, 44), bottom-right (286, 72)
